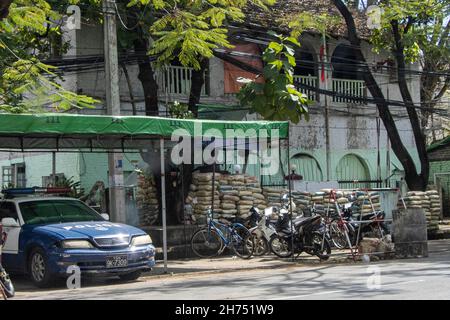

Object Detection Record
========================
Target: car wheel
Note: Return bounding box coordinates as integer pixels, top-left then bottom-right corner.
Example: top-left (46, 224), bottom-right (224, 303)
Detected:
top-left (29, 247), bottom-right (54, 288)
top-left (119, 271), bottom-right (142, 282)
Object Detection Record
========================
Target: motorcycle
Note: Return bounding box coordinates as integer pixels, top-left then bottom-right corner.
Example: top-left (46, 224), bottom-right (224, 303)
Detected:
top-left (247, 207), bottom-right (279, 256)
top-left (0, 222), bottom-right (15, 299)
top-left (269, 208), bottom-right (332, 260)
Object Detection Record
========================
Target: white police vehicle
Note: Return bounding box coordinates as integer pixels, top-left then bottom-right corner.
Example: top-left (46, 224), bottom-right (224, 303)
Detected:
top-left (0, 188), bottom-right (155, 287)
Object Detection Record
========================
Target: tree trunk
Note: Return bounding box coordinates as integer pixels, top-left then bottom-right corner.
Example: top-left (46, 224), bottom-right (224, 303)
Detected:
top-left (0, 0), bottom-right (12, 20)
top-left (188, 58), bottom-right (208, 117)
top-left (332, 0), bottom-right (428, 191)
top-left (134, 39), bottom-right (159, 116)
top-left (391, 20), bottom-right (429, 190)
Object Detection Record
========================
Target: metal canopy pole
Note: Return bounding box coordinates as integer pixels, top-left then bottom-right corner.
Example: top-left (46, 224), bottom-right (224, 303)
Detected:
top-left (52, 151), bottom-right (56, 186)
top-left (160, 138), bottom-right (168, 273)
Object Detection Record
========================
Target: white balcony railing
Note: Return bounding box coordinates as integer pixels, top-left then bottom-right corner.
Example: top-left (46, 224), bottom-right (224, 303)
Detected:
top-left (155, 65), bottom-right (206, 96)
top-left (293, 75), bottom-right (317, 101)
top-left (332, 79), bottom-right (366, 104)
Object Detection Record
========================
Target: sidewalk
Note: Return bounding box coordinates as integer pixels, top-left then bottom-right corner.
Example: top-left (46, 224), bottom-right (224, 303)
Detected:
top-left (144, 239), bottom-right (450, 280)
top-left (143, 249), bottom-right (358, 280)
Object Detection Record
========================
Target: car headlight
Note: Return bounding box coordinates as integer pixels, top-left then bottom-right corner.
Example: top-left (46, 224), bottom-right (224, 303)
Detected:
top-left (131, 235), bottom-right (152, 246)
top-left (61, 240), bottom-right (94, 249)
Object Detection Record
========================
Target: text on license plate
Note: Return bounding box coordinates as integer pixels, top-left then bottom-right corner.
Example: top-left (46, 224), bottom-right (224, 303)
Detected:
top-left (106, 256), bottom-right (128, 268)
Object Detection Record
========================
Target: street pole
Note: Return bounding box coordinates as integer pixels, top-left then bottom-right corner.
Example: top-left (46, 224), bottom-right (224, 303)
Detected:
top-left (160, 138), bottom-right (168, 273)
top-left (323, 33), bottom-right (331, 181)
top-left (103, 0), bottom-right (126, 223)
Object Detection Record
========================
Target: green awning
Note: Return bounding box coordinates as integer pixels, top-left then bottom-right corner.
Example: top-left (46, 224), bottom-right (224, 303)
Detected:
top-left (428, 136), bottom-right (450, 153)
top-left (0, 113), bottom-right (288, 151)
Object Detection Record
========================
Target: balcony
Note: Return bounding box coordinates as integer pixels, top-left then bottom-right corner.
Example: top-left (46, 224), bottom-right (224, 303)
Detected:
top-left (155, 65), bottom-right (207, 96)
top-left (332, 79), bottom-right (366, 104)
top-left (293, 75), bottom-right (318, 101)
top-left (154, 65), bottom-right (366, 105)
top-left (294, 76), bottom-right (366, 104)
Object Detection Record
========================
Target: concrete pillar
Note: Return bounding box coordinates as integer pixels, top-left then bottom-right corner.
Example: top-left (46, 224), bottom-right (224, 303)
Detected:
top-left (392, 208), bottom-right (428, 258)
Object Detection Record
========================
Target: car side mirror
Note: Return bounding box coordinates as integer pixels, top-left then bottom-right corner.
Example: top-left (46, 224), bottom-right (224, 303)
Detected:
top-left (1, 217), bottom-right (20, 228)
top-left (101, 213), bottom-right (110, 221)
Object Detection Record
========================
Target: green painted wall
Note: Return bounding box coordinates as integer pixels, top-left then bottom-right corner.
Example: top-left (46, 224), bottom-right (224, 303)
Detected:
top-left (0, 152), bottom-right (80, 188)
top-left (429, 161), bottom-right (450, 217)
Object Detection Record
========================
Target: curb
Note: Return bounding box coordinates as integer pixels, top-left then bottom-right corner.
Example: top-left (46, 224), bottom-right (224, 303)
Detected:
top-left (138, 256), bottom-right (361, 281)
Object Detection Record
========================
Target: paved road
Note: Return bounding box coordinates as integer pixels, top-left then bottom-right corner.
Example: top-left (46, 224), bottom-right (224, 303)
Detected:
top-left (11, 240), bottom-right (450, 300)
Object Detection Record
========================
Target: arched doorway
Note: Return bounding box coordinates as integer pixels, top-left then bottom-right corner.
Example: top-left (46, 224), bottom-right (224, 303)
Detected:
top-left (291, 154), bottom-right (323, 181)
top-left (294, 43), bottom-right (318, 101)
top-left (336, 154), bottom-right (370, 188)
top-left (331, 44), bottom-right (366, 103)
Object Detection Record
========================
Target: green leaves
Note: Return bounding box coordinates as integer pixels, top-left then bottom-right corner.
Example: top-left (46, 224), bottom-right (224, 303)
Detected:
top-left (128, 0), bottom-right (256, 70)
top-left (0, 1), bottom-right (100, 112)
top-left (238, 33), bottom-right (309, 124)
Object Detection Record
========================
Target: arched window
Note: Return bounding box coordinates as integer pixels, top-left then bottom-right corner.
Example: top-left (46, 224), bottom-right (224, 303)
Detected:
top-left (336, 154), bottom-right (370, 188)
top-left (291, 154), bottom-right (323, 181)
top-left (331, 44), bottom-right (366, 103)
top-left (293, 43), bottom-right (318, 101)
top-left (331, 44), bottom-right (364, 80)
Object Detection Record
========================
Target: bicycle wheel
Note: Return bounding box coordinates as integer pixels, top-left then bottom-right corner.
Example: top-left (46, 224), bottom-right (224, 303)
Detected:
top-left (191, 228), bottom-right (223, 258)
top-left (230, 225), bottom-right (254, 259)
top-left (329, 221), bottom-right (349, 249)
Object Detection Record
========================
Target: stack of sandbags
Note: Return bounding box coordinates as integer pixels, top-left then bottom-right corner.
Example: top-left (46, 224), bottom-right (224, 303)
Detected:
top-left (359, 192), bottom-right (382, 214)
top-left (237, 187), bottom-right (254, 219)
top-left (398, 191), bottom-right (424, 210)
top-left (247, 183), bottom-right (267, 211)
top-left (218, 174), bottom-right (239, 220)
top-left (263, 187), bottom-right (284, 208)
top-left (310, 191), bottom-right (326, 216)
top-left (292, 191), bottom-right (311, 215)
top-left (136, 173), bottom-right (159, 226)
top-left (188, 172), bottom-right (221, 224)
top-left (426, 190), bottom-right (441, 232)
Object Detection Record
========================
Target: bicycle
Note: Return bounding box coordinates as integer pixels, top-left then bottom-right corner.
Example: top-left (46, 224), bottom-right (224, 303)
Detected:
top-left (191, 209), bottom-right (254, 259)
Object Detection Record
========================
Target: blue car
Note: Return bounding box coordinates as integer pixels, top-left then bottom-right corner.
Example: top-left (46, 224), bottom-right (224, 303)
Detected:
top-left (0, 193), bottom-right (155, 287)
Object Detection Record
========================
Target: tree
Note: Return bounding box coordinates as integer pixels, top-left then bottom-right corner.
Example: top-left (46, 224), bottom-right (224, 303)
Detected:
top-left (127, 0), bottom-right (275, 115)
top-left (0, 0), bottom-right (98, 112)
top-left (0, 0), bottom-right (12, 20)
top-left (238, 32), bottom-right (309, 123)
top-left (367, 1), bottom-right (450, 141)
top-left (331, 0), bottom-right (444, 190)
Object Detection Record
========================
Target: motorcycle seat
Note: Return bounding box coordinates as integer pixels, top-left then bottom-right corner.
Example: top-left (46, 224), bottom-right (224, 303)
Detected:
top-left (293, 216), bottom-right (317, 228)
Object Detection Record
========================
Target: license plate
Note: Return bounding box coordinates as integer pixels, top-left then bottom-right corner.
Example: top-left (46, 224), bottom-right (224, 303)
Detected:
top-left (106, 256), bottom-right (128, 268)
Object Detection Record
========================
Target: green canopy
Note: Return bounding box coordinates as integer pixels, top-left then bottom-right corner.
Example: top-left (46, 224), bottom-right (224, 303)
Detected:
top-left (0, 113), bottom-right (288, 151)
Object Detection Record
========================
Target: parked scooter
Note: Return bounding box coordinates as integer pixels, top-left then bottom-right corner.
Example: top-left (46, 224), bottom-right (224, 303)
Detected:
top-left (269, 196), bottom-right (332, 260)
top-left (247, 207), bottom-right (279, 256)
top-left (0, 223), bottom-right (15, 299)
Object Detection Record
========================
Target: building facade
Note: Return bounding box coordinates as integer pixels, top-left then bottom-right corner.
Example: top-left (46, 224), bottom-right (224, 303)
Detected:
top-left (0, 6), bottom-right (422, 196)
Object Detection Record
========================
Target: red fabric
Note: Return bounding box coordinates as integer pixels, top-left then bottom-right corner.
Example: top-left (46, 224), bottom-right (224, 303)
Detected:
top-left (320, 45), bottom-right (326, 83)
top-left (223, 44), bottom-right (264, 94)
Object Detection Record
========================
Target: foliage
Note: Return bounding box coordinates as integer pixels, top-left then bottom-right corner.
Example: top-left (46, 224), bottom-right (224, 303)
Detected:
top-left (55, 175), bottom-right (85, 198)
top-left (169, 101), bottom-right (194, 119)
top-left (0, 0), bottom-right (99, 112)
top-left (287, 12), bottom-right (341, 38)
top-left (127, 0), bottom-right (276, 70)
top-left (237, 32), bottom-right (309, 123)
top-left (370, 0), bottom-right (450, 63)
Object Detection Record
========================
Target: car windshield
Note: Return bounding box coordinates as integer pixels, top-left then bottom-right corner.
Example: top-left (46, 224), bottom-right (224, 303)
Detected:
top-left (19, 200), bottom-right (104, 225)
